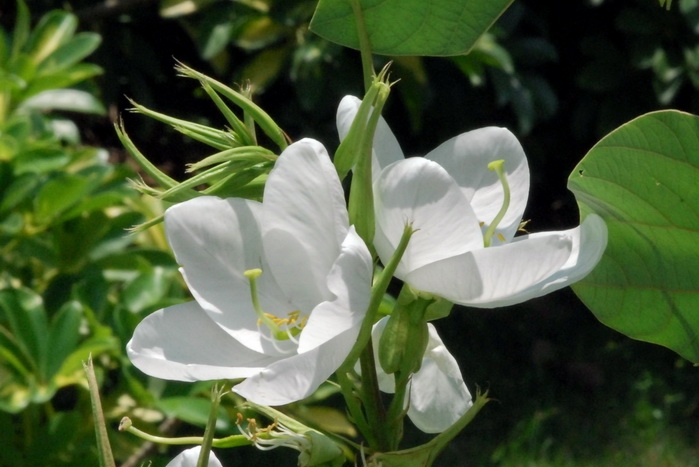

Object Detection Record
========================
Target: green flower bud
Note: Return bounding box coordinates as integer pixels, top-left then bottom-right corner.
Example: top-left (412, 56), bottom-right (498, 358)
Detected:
top-left (378, 287), bottom-right (430, 376)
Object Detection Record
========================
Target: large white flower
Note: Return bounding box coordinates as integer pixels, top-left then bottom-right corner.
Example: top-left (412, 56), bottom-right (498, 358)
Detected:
top-left (337, 96), bottom-right (607, 308)
top-left (127, 138), bottom-right (373, 406)
top-left (371, 317), bottom-right (472, 433)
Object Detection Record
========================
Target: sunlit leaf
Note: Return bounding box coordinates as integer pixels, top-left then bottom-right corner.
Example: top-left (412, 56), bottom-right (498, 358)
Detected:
top-left (310, 0), bottom-right (514, 56)
top-left (24, 10), bottom-right (77, 65)
top-left (36, 32), bottom-right (101, 75)
top-left (569, 110), bottom-right (699, 362)
top-left (18, 89), bottom-right (106, 115)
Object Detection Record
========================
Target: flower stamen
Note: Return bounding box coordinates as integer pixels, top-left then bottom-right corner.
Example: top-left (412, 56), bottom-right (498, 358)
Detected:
top-left (483, 159), bottom-right (511, 247)
top-left (236, 413), bottom-right (310, 453)
top-left (244, 268), bottom-right (307, 342)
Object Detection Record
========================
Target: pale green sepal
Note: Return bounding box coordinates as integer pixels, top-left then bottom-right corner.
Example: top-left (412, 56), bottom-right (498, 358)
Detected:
top-left (203, 162), bottom-right (272, 199)
top-left (333, 82), bottom-right (380, 179)
top-left (369, 390), bottom-right (490, 467)
top-left (423, 297), bottom-right (454, 321)
top-left (127, 214), bottom-right (165, 234)
top-left (347, 65), bottom-right (393, 246)
top-left (115, 121), bottom-right (180, 190)
top-left (127, 177), bottom-right (194, 203)
top-left (158, 161), bottom-right (239, 199)
top-left (197, 79), bottom-right (254, 147)
top-left (128, 98), bottom-right (239, 150)
top-left (334, 63), bottom-right (393, 178)
top-left (187, 146), bottom-right (277, 172)
top-left (206, 174), bottom-right (266, 200)
top-left (176, 62), bottom-right (288, 151)
top-left (378, 285), bottom-right (429, 376)
top-left (83, 355), bottom-right (116, 467)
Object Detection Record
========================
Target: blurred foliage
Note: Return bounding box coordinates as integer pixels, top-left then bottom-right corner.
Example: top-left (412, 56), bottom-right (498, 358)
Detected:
top-left (1, 0), bottom-right (699, 466)
top-left (0, 3), bottom-right (189, 466)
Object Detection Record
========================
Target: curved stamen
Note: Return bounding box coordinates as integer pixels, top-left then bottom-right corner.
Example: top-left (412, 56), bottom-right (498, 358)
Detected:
top-left (483, 159), bottom-right (511, 247)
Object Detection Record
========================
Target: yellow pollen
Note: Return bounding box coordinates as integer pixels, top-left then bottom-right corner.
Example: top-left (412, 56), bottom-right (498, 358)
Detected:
top-left (257, 310), bottom-right (307, 329)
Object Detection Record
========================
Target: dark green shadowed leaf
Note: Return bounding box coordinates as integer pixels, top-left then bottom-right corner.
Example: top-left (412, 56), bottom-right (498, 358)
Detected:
top-left (310, 0), bottom-right (514, 56)
top-left (569, 110), bottom-right (699, 362)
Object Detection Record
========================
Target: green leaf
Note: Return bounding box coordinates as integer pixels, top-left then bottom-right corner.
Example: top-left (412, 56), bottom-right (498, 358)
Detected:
top-left (24, 64), bottom-right (103, 98)
top-left (122, 267), bottom-right (175, 314)
top-left (45, 301), bottom-right (82, 379)
top-left (11, 0), bottom-right (31, 58)
top-left (310, 0), bottom-right (514, 56)
top-left (569, 110), bottom-right (699, 362)
top-left (0, 172), bottom-right (41, 213)
top-left (36, 32), bottom-right (101, 75)
top-left (34, 172), bottom-right (91, 224)
top-left (0, 288), bottom-right (48, 377)
top-left (14, 147), bottom-right (71, 174)
top-left (18, 89), bottom-right (106, 115)
top-left (24, 10), bottom-right (77, 65)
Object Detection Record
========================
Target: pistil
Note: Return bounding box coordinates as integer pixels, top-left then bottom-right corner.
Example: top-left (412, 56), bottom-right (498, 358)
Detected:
top-left (483, 159), bottom-right (511, 247)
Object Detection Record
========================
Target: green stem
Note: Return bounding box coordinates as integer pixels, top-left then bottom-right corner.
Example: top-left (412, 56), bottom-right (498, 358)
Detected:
top-left (336, 370), bottom-right (376, 448)
top-left (348, 0), bottom-right (374, 92)
top-left (119, 417), bottom-right (252, 448)
top-left (339, 224), bottom-right (415, 372)
top-left (359, 336), bottom-right (389, 451)
top-left (335, 224), bottom-right (414, 449)
top-left (197, 385), bottom-right (225, 467)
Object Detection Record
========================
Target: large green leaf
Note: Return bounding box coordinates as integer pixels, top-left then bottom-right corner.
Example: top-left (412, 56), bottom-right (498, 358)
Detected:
top-left (310, 0), bottom-right (514, 56)
top-left (569, 110), bottom-right (699, 362)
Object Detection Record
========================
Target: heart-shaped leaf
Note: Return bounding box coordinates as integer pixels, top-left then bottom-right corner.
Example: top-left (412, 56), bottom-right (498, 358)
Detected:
top-left (310, 0), bottom-right (514, 56)
top-left (569, 110), bottom-right (699, 362)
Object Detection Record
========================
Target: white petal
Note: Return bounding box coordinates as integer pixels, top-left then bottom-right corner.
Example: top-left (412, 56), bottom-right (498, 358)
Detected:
top-left (127, 302), bottom-right (279, 382)
top-left (336, 95), bottom-right (404, 178)
top-left (407, 324), bottom-right (472, 433)
top-left (233, 327), bottom-right (359, 406)
top-left (426, 127), bottom-right (530, 244)
top-left (165, 196), bottom-right (292, 355)
top-left (406, 231), bottom-right (574, 307)
top-left (497, 213), bottom-right (608, 301)
top-left (374, 157), bottom-right (483, 277)
top-left (166, 447), bottom-right (222, 467)
top-left (263, 138), bottom-right (348, 310)
top-left (298, 226), bottom-right (373, 353)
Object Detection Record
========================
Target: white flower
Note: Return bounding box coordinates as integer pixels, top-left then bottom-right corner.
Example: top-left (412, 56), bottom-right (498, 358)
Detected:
top-left (371, 317), bottom-right (472, 433)
top-left (165, 446), bottom-right (222, 467)
top-left (337, 96), bottom-right (607, 308)
top-left (127, 138), bottom-right (373, 405)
